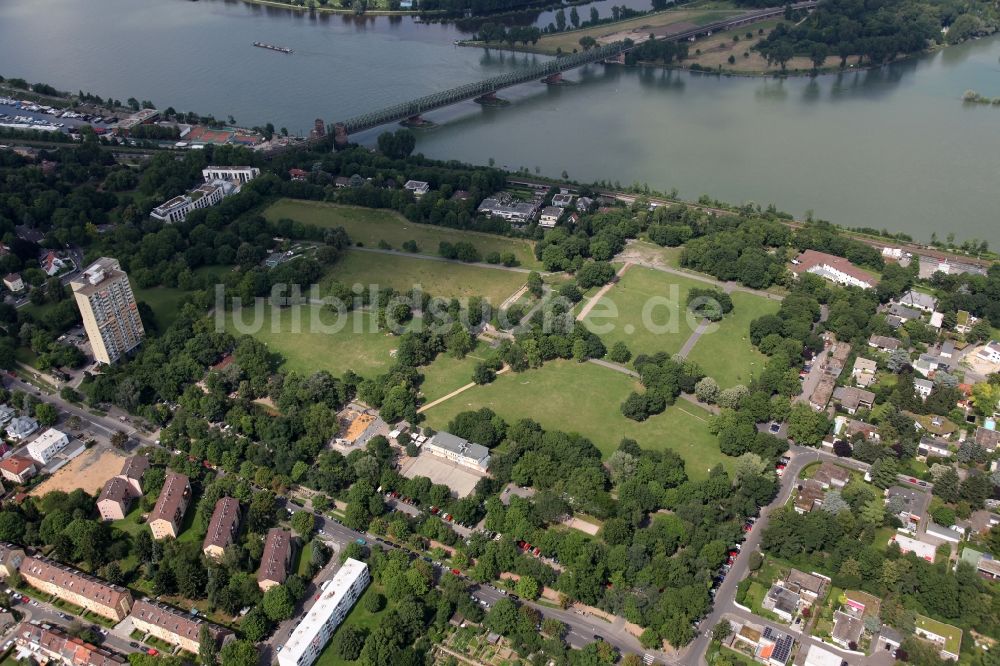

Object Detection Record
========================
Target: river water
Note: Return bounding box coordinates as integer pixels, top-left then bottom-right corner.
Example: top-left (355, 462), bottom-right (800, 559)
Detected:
top-left (1, 0), bottom-right (997, 242)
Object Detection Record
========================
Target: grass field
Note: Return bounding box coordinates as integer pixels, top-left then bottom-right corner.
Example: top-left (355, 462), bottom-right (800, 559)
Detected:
top-left (581, 266), bottom-right (708, 358)
top-left (325, 251), bottom-right (527, 306)
top-left (264, 199), bottom-right (540, 269)
top-left (527, 8), bottom-right (742, 54)
top-left (686, 291), bottom-right (781, 387)
top-left (223, 305), bottom-right (418, 378)
top-left (135, 265), bottom-right (229, 330)
top-left (422, 359), bottom-right (728, 479)
top-left (418, 343), bottom-right (493, 403)
top-left (314, 585), bottom-right (388, 666)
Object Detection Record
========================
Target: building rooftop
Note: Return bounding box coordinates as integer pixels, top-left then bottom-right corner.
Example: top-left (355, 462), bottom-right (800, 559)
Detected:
top-left (97, 477), bottom-right (133, 506)
top-left (70, 258), bottom-right (127, 296)
top-left (258, 528), bottom-right (292, 585)
top-left (149, 472), bottom-right (190, 526)
top-left (428, 431), bottom-right (490, 464)
top-left (791, 249), bottom-right (877, 285)
top-left (119, 456), bottom-right (149, 481)
top-left (203, 497), bottom-right (241, 552)
top-left (0, 456), bottom-right (35, 476)
top-left (280, 558), bottom-right (368, 666)
top-left (132, 599), bottom-right (230, 647)
top-left (915, 614), bottom-right (962, 654)
top-left (19, 555), bottom-right (131, 609)
top-left (868, 334), bottom-right (901, 350)
top-left (832, 610), bottom-right (864, 646)
top-left (898, 290), bottom-right (938, 311)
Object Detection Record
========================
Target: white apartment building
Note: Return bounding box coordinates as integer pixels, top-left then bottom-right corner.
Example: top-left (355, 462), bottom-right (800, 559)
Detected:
top-left (150, 180), bottom-right (232, 224)
top-left (26, 428), bottom-right (69, 465)
top-left (201, 165), bottom-right (260, 185)
top-left (71, 258), bottom-right (145, 365)
top-left (278, 559), bottom-right (370, 666)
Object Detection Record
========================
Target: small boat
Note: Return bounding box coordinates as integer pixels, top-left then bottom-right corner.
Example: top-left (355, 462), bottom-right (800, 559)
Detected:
top-left (253, 42), bottom-right (293, 54)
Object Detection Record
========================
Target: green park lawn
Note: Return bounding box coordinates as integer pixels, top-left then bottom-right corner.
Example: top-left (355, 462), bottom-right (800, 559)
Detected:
top-left (581, 266), bottom-right (709, 358)
top-left (314, 585), bottom-right (388, 666)
top-left (264, 199), bottom-right (540, 269)
top-left (134, 265), bottom-right (230, 330)
top-left (325, 250), bottom-right (526, 306)
top-left (223, 305), bottom-right (418, 378)
top-left (422, 359), bottom-right (728, 479)
top-left (418, 343), bottom-right (493, 404)
top-left (686, 291), bottom-right (781, 387)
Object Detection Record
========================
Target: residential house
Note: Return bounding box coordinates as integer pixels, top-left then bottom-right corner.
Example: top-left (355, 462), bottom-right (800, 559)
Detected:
top-left (477, 197), bottom-right (538, 224)
top-left (16, 623), bottom-right (127, 666)
top-left (97, 478), bottom-right (135, 521)
top-left (117, 456), bottom-right (149, 495)
top-left (149, 472), bottom-right (191, 540)
top-left (809, 376), bottom-right (836, 412)
top-left (831, 610), bottom-right (864, 648)
top-left (890, 533), bottom-right (937, 562)
top-left (6, 416), bottom-right (38, 441)
top-left (403, 180), bottom-right (430, 198)
top-left (200, 166), bottom-right (260, 186)
top-left (886, 486), bottom-right (924, 532)
top-left (794, 479), bottom-right (826, 514)
top-left (762, 584), bottom-right (801, 622)
top-left (975, 427), bottom-right (1000, 452)
top-left (40, 251), bottom-right (66, 277)
top-left (288, 168), bottom-right (308, 181)
top-left (826, 341), bottom-right (852, 377)
top-left (929, 311), bottom-right (944, 329)
top-left (939, 341), bottom-right (955, 359)
top-left (803, 645), bottom-right (845, 666)
top-left (914, 615), bottom-right (962, 661)
top-left (812, 462), bottom-right (851, 490)
top-left (913, 353), bottom-right (942, 378)
top-left (131, 599), bottom-right (232, 654)
top-left (790, 250), bottom-right (877, 289)
top-left (576, 196), bottom-right (594, 212)
top-left (914, 378), bottom-right (934, 400)
top-left (783, 569), bottom-right (827, 602)
top-left (846, 419), bottom-right (880, 442)
top-left (977, 341), bottom-right (1000, 364)
top-left (551, 193), bottom-right (575, 208)
top-left (918, 436), bottom-right (951, 459)
top-left (0, 543), bottom-right (25, 577)
top-left (969, 510), bottom-right (1000, 535)
top-left (258, 528), bottom-right (293, 591)
top-left (0, 455), bottom-right (36, 484)
top-left (926, 521), bottom-right (961, 544)
top-left (882, 247), bottom-right (904, 260)
top-left (26, 428), bottom-right (69, 465)
top-left (898, 290), bottom-right (937, 312)
top-left (851, 357), bottom-right (877, 388)
top-left (203, 497), bottom-right (241, 560)
top-left (538, 206), bottom-right (562, 229)
top-left (888, 303), bottom-right (922, 322)
top-left (3, 273), bottom-right (24, 292)
top-left (868, 335), bottom-right (901, 352)
top-left (732, 623), bottom-right (795, 666)
top-left (833, 386), bottom-right (875, 415)
top-left (960, 548), bottom-right (1000, 581)
top-left (955, 310), bottom-right (975, 335)
top-left (19, 555), bottom-right (133, 621)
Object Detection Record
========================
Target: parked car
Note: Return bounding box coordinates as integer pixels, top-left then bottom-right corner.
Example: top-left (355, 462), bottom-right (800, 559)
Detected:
top-left (355, 538), bottom-right (367, 545)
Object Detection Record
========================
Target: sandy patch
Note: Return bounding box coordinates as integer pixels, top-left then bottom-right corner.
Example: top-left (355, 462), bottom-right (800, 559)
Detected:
top-left (30, 446), bottom-right (127, 497)
top-left (965, 347), bottom-right (1000, 376)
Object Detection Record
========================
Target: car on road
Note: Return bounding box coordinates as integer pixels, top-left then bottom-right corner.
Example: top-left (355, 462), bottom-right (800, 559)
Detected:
top-left (129, 642), bottom-right (140, 649)
top-left (593, 635), bottom-right (604, 642)
top-left (276, 645), bottom-right (283, 653)
top-left (908, 477), bottom-right (917, 483)
top-left (146, 649), bottom-right (158, 656)
top-left (918, 480), bottom-right (928, 487)
top-left (451, 568), bottom-right (461, 575)
top-left (318, 529), bottom-right (325, 535)
top-left (355, 538), bottom-right (367, 545)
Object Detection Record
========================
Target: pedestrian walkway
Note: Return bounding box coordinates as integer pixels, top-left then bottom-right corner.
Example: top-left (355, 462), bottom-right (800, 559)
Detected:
top-left (576, 262), bottom-right (632, 322)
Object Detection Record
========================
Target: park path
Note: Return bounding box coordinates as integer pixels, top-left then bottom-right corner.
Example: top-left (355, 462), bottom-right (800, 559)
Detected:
top-left (417, 367), bottom-right (510, 414)
top-left (677, 317), bottom-right (713, 359)
top-left (587, 358), bottom-right (638, 377)
top-left (499, 284), bottom-right (529, 311)
top-left (576, 262), bottom-right (633, 322)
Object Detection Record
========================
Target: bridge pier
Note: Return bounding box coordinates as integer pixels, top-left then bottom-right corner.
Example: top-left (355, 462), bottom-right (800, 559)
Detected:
top-left (474, 91), bottom-right (508, 107)
top-left (401, 114), bottom-right (433, 128)
top-left (542, 72), bottom-right (563, 85)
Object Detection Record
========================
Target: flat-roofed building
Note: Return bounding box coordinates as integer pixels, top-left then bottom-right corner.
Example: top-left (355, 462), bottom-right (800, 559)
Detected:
top-left (201, 166), bottom-right (260, 185)
top-left (71, 258), bottom-right (144, 365)
top-left (130, 599), bottom-right (232, 655)
top-left (258, 528), bottom-right (293, 591)
top-left (278, 559), bottom-right (369, 666)
top-left (425, 431), bottom-right (490, 472)
top-left (203, 497), bottom-right (241, 560)
top-left (26, 428), bottom-right (69, 465)
top-left (19, 555), bottom-right (133, 621)
top-left (149, 472), bottom-right (191, 540)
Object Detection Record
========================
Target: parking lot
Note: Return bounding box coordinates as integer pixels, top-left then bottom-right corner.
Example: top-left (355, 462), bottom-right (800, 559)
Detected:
top-left (0, 97), bottom-right (119, 134)
top-left (398, 452), bottom-right (484, 498)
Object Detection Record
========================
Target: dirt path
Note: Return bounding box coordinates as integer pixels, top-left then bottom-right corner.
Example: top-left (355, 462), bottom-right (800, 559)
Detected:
top-left (576, 262), bottom-right (633, 322)
top-left (417, 367), bottom-right (510, 414)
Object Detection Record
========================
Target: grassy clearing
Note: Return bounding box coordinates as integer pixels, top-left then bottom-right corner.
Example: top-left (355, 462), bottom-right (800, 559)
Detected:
top-left (224, 305), bottom-right (422, 378)
top-left (264, 199), bottom-right (540, 269)
top-left (686, 291), bottom-right (781, 387)
top-left (135, 265), bottom-right (229, 331)
top-left (314, 584), bottom-right (386, 666)
top-left (296, 540), bottom-right (314, 577)
top-left (325, 251), bottom-right (526, 306)
top-left (422, 359), bottom-right (728, 480)
top-left (581, 266), bottom-right (707, 359)
top-left (526, 8), bottom-right (742, 55)
top-left (418, 343), bottom-right (492, 404)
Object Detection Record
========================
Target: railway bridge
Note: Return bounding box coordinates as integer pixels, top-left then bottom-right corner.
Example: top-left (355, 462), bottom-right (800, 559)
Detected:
top-left (330, 1), bottom-right (818, 146)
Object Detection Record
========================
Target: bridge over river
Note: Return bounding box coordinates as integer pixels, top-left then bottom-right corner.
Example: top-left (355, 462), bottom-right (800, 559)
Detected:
top-left (331, 1), bottom-right (818, 144)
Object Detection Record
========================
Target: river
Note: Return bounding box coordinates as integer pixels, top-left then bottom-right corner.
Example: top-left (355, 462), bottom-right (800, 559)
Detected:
top-left (1, 0), bottom-right (997, 243)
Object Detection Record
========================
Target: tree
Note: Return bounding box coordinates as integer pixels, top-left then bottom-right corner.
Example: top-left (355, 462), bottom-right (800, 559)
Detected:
top-left (334, 625), bottom-right (367, 661)
top-left (199, 625), bottom-right (218, 666)
top-left (472, 363), bottom-right (496, 385)
top-left (484, 597), bottom-right (519, 635)
top-left (261, 585), bottom-right (295, 621)
top-left (514, 575), bottom-right (540, 600)
top-left (220, 640), bottom-right (257, 666)
top-left (933, 466), bottom-right (961, 504)
top-left (713, 620), bottom-right (733, 641)
top-left (555, 8), bottom-right (567, 30)
top-left (35, 402), bottom-right (58, 426)
top-left (291, 510), bottom-right (315, 536)
top-left (869, 456), bottom-right (899, 489)
top-left (111, 431), bottom-right (129, 449)
top-left (569, 6), bottom-right (580, 27)
top-left (695, 377), bottom-right (720, 404)
top-left (608, 341), bottom-right (631, 364)
top-left (364, 592), bottom-right (386, 613)
top-left (240, 608), bottom-right (270, 642)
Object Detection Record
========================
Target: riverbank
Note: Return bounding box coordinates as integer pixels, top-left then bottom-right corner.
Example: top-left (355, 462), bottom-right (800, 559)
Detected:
top-left (239, 0), bottom-right (429, 17)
